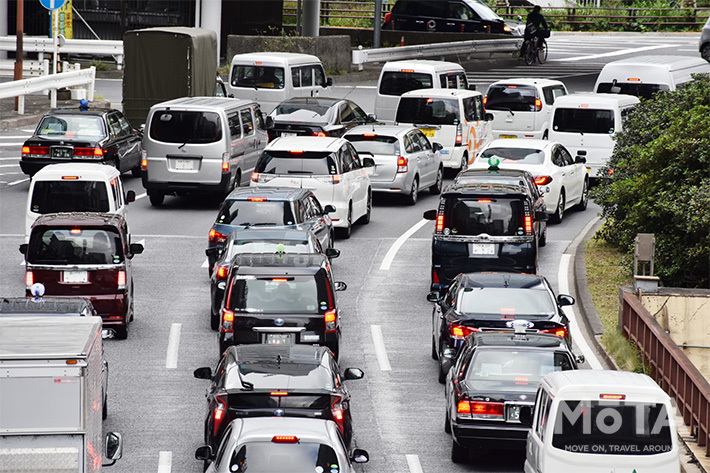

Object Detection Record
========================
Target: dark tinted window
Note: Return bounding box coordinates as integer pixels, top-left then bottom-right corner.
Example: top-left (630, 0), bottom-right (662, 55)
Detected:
top-left (216, 200), bottom-right (295, 226)
top-left (553, 108), bottom-right (615, 134)
top-left (542, 85), bottom-right (567, 105)
top-left (273, 100), bottom-right (335, 124)
top-left (256, 151), bottom-right (338, 175)
top-left (379, 71), bottom-right (434, 96)
top-left (485, 85), bottom-right (537, 112)
top-left (444, 197), bottom-right (525, 236)
top-left (396, 97), bottom-right (460, 125)
top-left (466, 350), bottom-right (574, 392)
top-left (346, 134), bottom-right (400, 155)
top-left (228, 393), bottom-right (330, 409)
top-left (31, 181), bottom-right (110, 214)
top-left (28, 227), bottom-right (123, 265)
top-left (228, 275), bottom-right (321, 313)
top-left (149, 111), bottom-right (222, 144)
top-left (477, 147), bottom-right (545, 165)
top-left (596, 82), bottom-right (669, 100)
top-left (36, 115), bottom-right (106, 139)
top-left (458, 287), bottom-right (556, 316)
top-left (231, 65), bottom-right (284, 89)
top-left (224, 442), bottom-right (340, 473)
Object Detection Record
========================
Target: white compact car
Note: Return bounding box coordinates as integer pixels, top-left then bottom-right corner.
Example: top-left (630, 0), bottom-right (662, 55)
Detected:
top-left (252, 136), bottom-right (373, 238)
top-left (471, 139), bottom-right (588, 223)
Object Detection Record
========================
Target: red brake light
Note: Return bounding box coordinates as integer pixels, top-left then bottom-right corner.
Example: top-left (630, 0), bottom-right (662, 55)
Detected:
top-left (94, 147), bottom-right (103, 156)
top-left (534, 176), bottom-right (553, 185)
top-left (449, 324), bottom-right (479, 339)
top-left (70, 228), bottom-right (82, 234)
top-left (477, 199), bottom-right (492, 203)
top-left (432, 270), bottom-right (440, 284)
top-left (363, 133), bottom-right (377, 137)
top-left (600, 394), bottom-right (626, 400)
top-left (455, 123), bottom-right (462, 146)
top-left (216, 266), bottom-right (228, 279)
top-left (401, 69), bottom-right (414, 73)
top-left (272, 436), bottom-right (299, 443)
top-left (470, 402), bottom-right (504, 418)
top-left (251, 172), bottom-right (259, 182)
top-left (61, 176), bottom-right (79, 180)
top-left (457, 400), bottom-right (471, 415)
top-left (325, 309), bottom-right (337, 333)
top-left (396, 156), bottom-right (408, 173)
top-left (117, 270), bottom-right (126, 288)
top-left (209, 229), bottom-right (227, 244)
top-left (25, 271), bottom-right (34, 287)
top-left (524, 215), bottom-right (533, 234)
top-left (483, 96), bottom-right (488, 106)
top-left (435, 214), bottom-right (444, 233)
top-left (332, 174), bottom-right (341, 184)
top-left (290, 150), bottom-right (304, 154)
top-left (272, 278), bottom-right (288, 282)
top-left (541, 327), bottom-right (567, 338)
top-left (534, 98), bottom-right (542, 111)
top-left (270, 391), bottom-right (288, 397)
top-left (247, 197), bottom-right (267, 202)
top-left (21, 146), bottom-right (30, 154)
top-left (221, 309), bottom-right (235, 333)
top-left (222, 161), bottom-right (230, 173)
top-left (141, 158), bottom-right (147, 170)
top-left (213, 396), bottom-right (227, 436)
top-left (312, 131), bottom-right (327, 137)
top-left (23, 145), bottom-right (49, 155)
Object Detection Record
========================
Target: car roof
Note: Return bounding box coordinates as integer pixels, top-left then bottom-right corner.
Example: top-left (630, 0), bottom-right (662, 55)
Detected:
top-left (0, 316), bottom-right (101, 358)
top-left (482, 138), bottom-right (556, 151)
top-left (231, 52), bottom-right (322, 65)
top-left (265, 136), bottom-right (346, 152)
top-left (400, 88), bottom-right (482, 99)
top-left (487, 78), bottom-right (566, 89)
top-left (32, 163), bottom-right (121, 181)
top-left (447, 169), bottom-right (533, 195)
top-left (228, 228), bottom-right (315, 242)
top-left (345, 124), bottom-right (417, 138)
top-left (232, 417), bottom-right (335, 443)
top-left (32, 212), bottom-right (125, 228)
top-left (601, 54), bottom-right (709, 69)
top-left (279, 97), bottom-right (342, 107)
top-left (225, 186), bottom-right (310, 201)
top-left (233, 253), bottom-right (327, 273)
top-left (542, 370), bottom-right (670, 402)
top-left (150, 96), bottom-right (255, 111)
top-left (553, 93), bottom-right (640, 107)
top-left (472, 332), bottom-right (569, 349)
top-left (381, 59), bottom-right (465, 72)
top-left (457, 272), bottom-right (546, 289)
top-left (0, 297), bottom-right (93, 315)
top-left (45, 108), bottom-right (111, 117)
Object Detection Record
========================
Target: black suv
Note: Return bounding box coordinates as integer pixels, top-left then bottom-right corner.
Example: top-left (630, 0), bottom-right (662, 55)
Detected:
top-left (218, 253), bottom-right (346, 358)
top-left (444, 331), bottom-right (582, 463)
top-left (423, 168), bottom-right (547, 292)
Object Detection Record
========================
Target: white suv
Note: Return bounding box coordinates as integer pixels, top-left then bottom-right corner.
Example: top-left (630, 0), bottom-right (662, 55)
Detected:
top-left (252, 136), bottom-right (373, 238)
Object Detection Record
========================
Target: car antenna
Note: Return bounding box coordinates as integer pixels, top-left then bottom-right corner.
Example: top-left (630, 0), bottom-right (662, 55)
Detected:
top-left (277, 354), bottom-right (282, 367)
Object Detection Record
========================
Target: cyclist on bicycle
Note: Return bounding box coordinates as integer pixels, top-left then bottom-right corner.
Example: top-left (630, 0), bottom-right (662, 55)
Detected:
top-left (523, 5), bottom-right (549, 54)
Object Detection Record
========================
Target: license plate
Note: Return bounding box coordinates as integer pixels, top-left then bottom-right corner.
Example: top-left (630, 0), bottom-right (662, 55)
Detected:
top-left (280, 132), bottom-right (297, 137)
top-left (51, 147), bottom-right (72, 158)
top-left (264, 333), bottom-right (294, 345)
top-left (507, 405), bottom-right (522, 422)
top-left (420, 128), bottom-right (435, 137)
top-left (175, 159), bottom-right (194, 170)
top-left (500, 135), bottom-right (517, 139)
top-left (469, 243), bottom-right (495, 256)
top-left (63, 271), bottom-right (88, 283)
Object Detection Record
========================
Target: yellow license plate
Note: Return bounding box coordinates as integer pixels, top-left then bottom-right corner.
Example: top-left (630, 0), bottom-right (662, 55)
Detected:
top-left (420, 128), bottom-right (435, 137)
top-left (500, 135), bottom-right (517, 139)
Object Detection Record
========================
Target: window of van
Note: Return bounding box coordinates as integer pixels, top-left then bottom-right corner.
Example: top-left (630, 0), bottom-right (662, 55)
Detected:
top-left (240, 109), bottom-right (254, 136)
top-left (31, 181), bottom-right (110, 214)
top-left (228, 114), bottom-right (242, 140)
top-left (255, 151), bottom-right (338, 176)
top-left (463, 96), bottom-right (484, 121)
top-left (292, 65), bottom-right (327, 88)
top-left (396, 97), bottom-right (460, 125)
top-left (379, 71), bottom-right (434, 96)
top-left (28, 227), bottom-right (123, 265)
top-left (552, 400), bottom-right (673, 455)
top-left (553, 108), bottom-right (614, 134)
top-left (486, 85), bottom-right (537, 112)
top-left (440, 72), bottom-right (468, 89)
top-left (596, 82), bottom-right (668, 100)
top-left (231, 65), bottom-right (285, 90)
top-left (150, 111), bottom-right (222, 144)
top-left (444, 196), bottom-right (525, 236)
top-left (542, 85), bottom-right (567, 105)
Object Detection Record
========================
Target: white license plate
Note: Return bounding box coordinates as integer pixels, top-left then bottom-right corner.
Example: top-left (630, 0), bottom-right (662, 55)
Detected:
top-left (469, 243), bottom-right (495, 256)
top-left (63, 271), bottom-right (88, 283)
top-left (175, 159), bottom-right (194, 170)
top-left (280, 132), bottom-right (297, 137)
top-left (264, 333), bottom-right (294, 345)
top-left (507, 405), bottom-right (522, 422)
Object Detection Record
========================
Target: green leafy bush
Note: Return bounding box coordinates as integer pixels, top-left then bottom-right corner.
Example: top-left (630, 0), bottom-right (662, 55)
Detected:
top-left (591, 74), bottom-right (710, 288)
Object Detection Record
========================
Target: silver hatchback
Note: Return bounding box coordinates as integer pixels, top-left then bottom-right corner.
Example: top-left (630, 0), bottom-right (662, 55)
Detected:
top-left (344, 125), bottom-right (444, 205)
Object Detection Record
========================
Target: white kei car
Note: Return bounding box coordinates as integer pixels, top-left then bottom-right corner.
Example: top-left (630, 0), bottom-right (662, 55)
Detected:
top-left (252, 136), bottom-right (373, 238)
top-left (470, 139), bottom-right (589, 223)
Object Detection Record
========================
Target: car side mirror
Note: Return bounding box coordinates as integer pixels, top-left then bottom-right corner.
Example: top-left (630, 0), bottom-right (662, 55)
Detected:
top-left (343, 367), bottom-right (364, 380)
top-left (432, 142), bottom-right (443, 152)
top-left (325, 77), bottom-right (333, 87)
top-left (519, 406), bottom-right (533, 428)
top-left (535, 210), bottom-right (548, 221)
top-left (193, 367), bottom-right (213, 379)
top-left (205, 247), bottom-right (221, 259)
top-left (423, 209), bottom-right (437, 220)
top-left (129, 243), bottom-right (144, 255)
top-left (362, 157), bottom-right (375, 168)
top-left (265, 116), bottom-right (275, 129)
top-left (126, 190), bottom-right (136, 203)
top-left (102, 432), bottom-right (123, 466)
top-left (575, 354), bottom-right (586, 364)
top-left (323, 204), bottom-right (336, 214)
top-left (485, 112), bottom-right (494, 121)
top-left (195, 445), bottom-right (214, 461)
top-left (575, 155), bottom-right (586, 164)
top-left (19, 243), bottom-right (28, 255)
top-left (351, 448), bottom-right (369, 464)
top-left (334, 281), bottom-right (347, 291)
top-left (367, 113), bottom-right (377, 123)
top-left (557, 294), bottom-right (575, 306)
top-left (325, 248), bottom-right (340, 259)
top-left (426, 291), bottom-right (440, 303)
top-left (467, 84), bottom-right (477, 91)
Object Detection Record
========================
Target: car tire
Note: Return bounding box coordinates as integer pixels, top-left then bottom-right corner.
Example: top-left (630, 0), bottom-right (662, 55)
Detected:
top-left (358, 189), bottom-right (372, 224)
top-left (210, 307), bottom-right (220, 331)
top-left (551, 190), bottom-right (565, 224)
top-left (405, 177), bottom-right (418, 206)
top-left (539, 223), bottom-right (547, 247)
top-left (438, 356), bottom-right (447, 384)
top-left (451, 441), bottom-right (469, 464)
top-left (430, 166), bottom-right (443, 194)
top-left (148, 191), bottom-right (164, 207)
top-left (574, 179), bottom-right (589, 211)
top-left (431, 334), bottom-right (438, 360)
top-left (337, 204), bottom-right (352, 239)
top-left (131, 165), bottom-right (141, 177)
top-left (460, 153), bottom-right (468, 171)
top-left (542, 130), bottom-right (549, 140)
top-left (702, 44), bottom-right (710, 62)
top-left (444, 411), bottom-right (451, 434)
top-left (328, 341), bottom-right (340, 361)
top-left (114, 324), bottom-right (128, 340)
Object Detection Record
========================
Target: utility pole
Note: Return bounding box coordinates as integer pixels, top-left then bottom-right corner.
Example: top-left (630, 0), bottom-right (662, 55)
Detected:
top-left (373, 0), bottom-right (382, 48)
top-left (14, 0), bottom-right (24, 111)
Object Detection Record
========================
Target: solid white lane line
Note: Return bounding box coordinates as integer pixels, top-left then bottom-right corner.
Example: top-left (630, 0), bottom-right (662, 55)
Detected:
top-left (7, 178), bottom-right (29, 186)
top-left (0, 135), bottom-right (31, 139)
top-left (0, 157), bottom-right (21, 161)
top-left (406, 454), bottom-right (424, 473)
top-left (201, 257), bottom-right (209, 268)
top-left (135, 192), bottom-right (147, 200)
top-left (370, 325), bottom-right (392, 371)
top-left (380, 218), bottom-right (430, 270)
top-left (559, 254), bottom-right (603, 370)
top-left (0, 143), bottom-right (24, 147)
top-left (157, 451), bottom-right (172, 473)
top-left (165, 324), bottom-right (182, 369)
top-left (0, 164), bottom-right (20, 167)
top-left (559, 43), bottom-right (675, 62)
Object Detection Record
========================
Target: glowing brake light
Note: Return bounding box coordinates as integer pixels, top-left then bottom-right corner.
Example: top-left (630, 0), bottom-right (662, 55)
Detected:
top-left (247, 197), bottom-right (267, 202)
top-left (222, 161), bottom-right (230, 173)
top-left (396, 156), bottom-right (408, 173)
top-left (477, 199), bottom-right (492, 203)
top-left (272, 436), bottom-right (299, 443)
top-left (272, 278), bottom-right (288, 282)
top-left (534, 98), bottom-right (542, 112)
top-left (435, 214), bottom-right (444, 233)
top-left (524, 215), bottom-right (533, 234)
top-left (141, 158), bottom-right (147, 170)
top-left (289, 150), bottom-right (304, 154)
top-left (213, 396), bottom-right (227, 436)
top-left (270, 391), bottom-right (288, 396)
top-left (627, 78), bottom-right (640, 82)
top-left (483, 96), bottom-right (488, 106)
top-left (400, 69), bottom-right (414, 73)
top-left (209, 229), bottom-right (227, 244)
top-left (455, 123), bottom-right (463, 146)
top-left (216, 266), bottom-right (228, 279)
top-left (70, 228), bottom-right (82, 234)
top-left (457, 399), bottom-right (504, 419)
top-left (600, 394), bottom-right (626, 400)
top-left (117, 270), bottom-right (126, 289)
top-left (534, 176), bottom-right (553, 185)
top-left (22, 145), bottom-right (49, 155)
top-left (325, 309), bottom-right (337, 333)
top-left (312, 131), bottom-right (327, 137)
top-left (541, 327), bottom-right (567, 338)
top-left (93, 147), bottom-right (103, 156)
top-left (25, 271), bottom-right (34, 287)
top-left (331, 174), bottom-right (341, 184)
top-left (363, 133), bottom-right (377, 137)
top-left (449, 324), bottom-right (479, 339)
top-left (221, 309), bottom-right (235, 332)
top-left (61, 176), bottom-right (79, 180)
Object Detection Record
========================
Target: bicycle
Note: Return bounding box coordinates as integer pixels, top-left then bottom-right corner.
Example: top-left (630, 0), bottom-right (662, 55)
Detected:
top-left (521, 36), bottom-right (548, 65)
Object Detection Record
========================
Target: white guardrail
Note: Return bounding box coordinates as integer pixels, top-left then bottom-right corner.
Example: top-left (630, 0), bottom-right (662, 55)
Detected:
top-left (0, 36), bottom-right (124, 69)
top-left (352, 38), bottom-right (522, 70)
top-left (0, 66), bottom-right (95, 115)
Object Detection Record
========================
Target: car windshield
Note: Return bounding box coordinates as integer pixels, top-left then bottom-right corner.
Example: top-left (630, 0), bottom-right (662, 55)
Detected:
top-left (466, 350), bottom-right (573, 392)
top-left (31, 181), bottom-right (110, 214)
top-left (216, 200), bottom-right (296, 226)
top-left (553, 108), bottom-right (615, 134)
top-left (224, 442), bottom-right (340, 472)
top-left (379, 71), bottom-right (434, 96)
top-left (396, 97), bottom-right (460, 125)
top-left (231, 65), bottom-right (285, 89)
top-left (485, 85), bottom-right (537, 112)
top-left (36, 115), bottom-right (106, 140)
top-left (229, 276), bottom-right (320, 313)
top-left (227, 239), bottom-right (312, 258)
top-left (596, 82), bottom-right (669, 100)
top-left (467, 0), bottom-right (502, 21)
top-left (256, 151), bottom-right (338, 175)
top-left (457, 287), bottom-right (556, 317)
top-left (345, 134), bottom-right (399, 155)
top-left (273, 101), bottom-right (335, 124)
top-left (149, 111), bottom-right (222, 144)
top-left (443, 197), bottom-right (526, 236)
top-left (478, 147), bottom-right (545, 165)
top-left (28, 227), bottom-right (123, 265)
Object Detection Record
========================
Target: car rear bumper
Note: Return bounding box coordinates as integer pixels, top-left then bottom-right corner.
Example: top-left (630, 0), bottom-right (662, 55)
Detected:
top-left (439, 146), bottom-right (465, 169)
top-left (220, 329), bottom-right (340, 352)
top-left (142, 170), bottom-right (232, 194)
top-left (20, 158), bottom-right (107, 176)
top-left (452, 422), bottom-right (529, 449)
top-left (370, 172), bottom-right (412, 194)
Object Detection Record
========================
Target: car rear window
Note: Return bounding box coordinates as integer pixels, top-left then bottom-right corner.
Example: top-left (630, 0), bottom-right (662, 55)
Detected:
top-left (228, 276), bottom-right (321, 313)
top-left (273, 101), bottom-right (334, 124)
top-left (230, 65), bottom-right (285, 90)
top-left (345, 134), bottom-right (399, 155)
top-left (216, 200), bottom-right (296, 226)
top-left (379, 71), bottom-right (434, 96)
top-left (149, 111), bottom-right (222, 144)
top-left (477, 147), bottom-right (545, 165)
top-left (256, 151), bottom-right (338, 175)
top-left (227, 393), bottom-right (331, 410)
top-left (485, 85), bottom-right (537, 112)
top-left (553, 108), bottom-right (615, 134)
top-left (28, 227), bottom-right (123, 265)
top-left (224, 442), bottom-right (339, 472)
top-left (596, 82), bottom-right (668, 100)
top-left (458, 287), bottom-right (556, 316)
top-left (466, 350), bottom-right (574, 392)
top-left (229, 239), bottom-right (311, 256)
top-left (396, 97), bottom-right (460, 125)
top-left (36, 115), bottom-right (106, 139)
top-left (443, 197), bottom-right (526, 236)
top-left (31, 180), bottom-right (110, 214)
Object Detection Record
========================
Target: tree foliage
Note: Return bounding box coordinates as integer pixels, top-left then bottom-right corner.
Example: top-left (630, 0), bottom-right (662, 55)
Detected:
top-left (591, 74), bottom-right (710, 288)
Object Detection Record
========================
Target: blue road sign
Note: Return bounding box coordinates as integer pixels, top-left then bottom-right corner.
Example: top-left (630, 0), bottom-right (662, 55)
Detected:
top-left (40, 0), bottom-right (67, 10)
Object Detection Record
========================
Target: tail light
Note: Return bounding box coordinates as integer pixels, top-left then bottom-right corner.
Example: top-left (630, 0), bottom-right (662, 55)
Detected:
top-left (331, 396), bottom-right (345, 434)
top-left (384, 12), bottom-right (391, 23)
top-left (213, 395), bottom-right (227, 437)
top-left (534, 98), bottom-right (542, 112)
top-left (435, 213), bottom-right (444, 233)
top-left (534, 176), bottom-right (553, 185)
top-left (315, 175), bottom-right (341, 184)
top-left (73, 147), bottom-right (96, 157)
top-left (252, 172), bottom-right (276, 183)
top-left (272, 436), bottom-right (299, 443)
top-left (325, 309), bottom-right (337, 333)
top-left (541, 327), bottom-right (567, 338)
top-left (449, 324), bottom-right (479, 340)
top-left (312, 131), bottom-right (327, 137)
top-left (216, 266), bottom-right (229, 280)
top-left (222, 161), bottom-right (230, 173)
top-left (141, 158), bottom-right (147, 170)
top-left (524, 215), bottom-right (533, 235)
top-left (483, 96), bottom-right (488, 107)
top-left (396, 156), bottom-right (408, 173)
top-left (457, 398), bottom-right (504, 420)
top-left (221, 309), bottom-right (235, 333)
top-left (270, 391), bottom-right (288, 396)
top-left (117, 270), bottom-right (126, 290)
top-left (432, 269), bottom-right (440, 285)
top-left (209, 229), bottom-right (227, 244)
top-left (25, 271), bottom-right (34, 288)
top-left (22, 145), bottom-right (49, 156)
top-left (455, 123), bottom-right (463, 146)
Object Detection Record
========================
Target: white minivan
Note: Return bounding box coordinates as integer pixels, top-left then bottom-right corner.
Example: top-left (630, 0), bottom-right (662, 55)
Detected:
top-left (548, 93), bottom-right (639, 180)
top-left (522, 370), bottom-right (680, 473)
top-left (375, 59), bottom-right (473, 123)
top-left (227, 52), bottom-right (332, 114)
top-left (26, 163), bottom-right (135, 240)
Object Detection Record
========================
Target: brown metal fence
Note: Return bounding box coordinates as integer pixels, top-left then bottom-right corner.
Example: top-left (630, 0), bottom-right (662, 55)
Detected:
top-left (621, 290), bottom-right (710, 456)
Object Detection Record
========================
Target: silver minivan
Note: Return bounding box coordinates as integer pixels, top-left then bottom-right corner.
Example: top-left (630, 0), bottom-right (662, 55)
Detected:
top-left (141, 97), bottom-right (267, 206)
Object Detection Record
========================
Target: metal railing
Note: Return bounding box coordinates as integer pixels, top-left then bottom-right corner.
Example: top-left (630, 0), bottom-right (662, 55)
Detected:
top-left (620, 290), bottom-right (710, 456)
top-left (0, 36), bottom-right (124, 69)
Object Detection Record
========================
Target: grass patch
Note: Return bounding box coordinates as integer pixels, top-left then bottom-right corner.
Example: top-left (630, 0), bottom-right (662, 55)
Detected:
top-left (90, 60), bottom-right (111, 72)
top-left (585, 237), bottom-right (644, 372)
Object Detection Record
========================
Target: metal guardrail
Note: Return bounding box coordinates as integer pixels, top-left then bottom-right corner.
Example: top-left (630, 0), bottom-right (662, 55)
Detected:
top-left (0, 59), bottom-right (48, 77)
top-left (0, 66), bottom-right (96, 115)
top-left (620, 290), bottom-right (710, 456)
top-left (0, 36), bottom-right (124, 69)
top-left (351, 38), bottom-right (521, 70)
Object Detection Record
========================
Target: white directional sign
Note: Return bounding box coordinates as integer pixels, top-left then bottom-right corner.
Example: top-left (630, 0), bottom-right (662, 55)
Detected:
top-left (40, 0), bottom-right (67, 10)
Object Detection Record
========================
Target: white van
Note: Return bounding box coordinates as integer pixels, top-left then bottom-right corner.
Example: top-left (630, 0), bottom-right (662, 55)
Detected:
top-left (522, 370), bottom-right (680, 473)
top-left (227, 52), bottom-right (332, 114)
top-left (26, 163), bottom-right (135, 240)
top-left (395, 88), bottom-right (493, 170)
top-left (141, 96), bottom-right (267, 206)
top-left (375, 60), bottom-right (473, 123)
top-left (484, 78), bottom-right (568, 140)
top-left (594, 55), bottom-right (710, 99)
top-left (548, 93), bottom-right (639, 180)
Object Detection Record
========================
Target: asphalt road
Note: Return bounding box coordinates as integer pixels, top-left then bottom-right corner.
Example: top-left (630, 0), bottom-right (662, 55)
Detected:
top-left (0, 32), bottom-right (702, 473)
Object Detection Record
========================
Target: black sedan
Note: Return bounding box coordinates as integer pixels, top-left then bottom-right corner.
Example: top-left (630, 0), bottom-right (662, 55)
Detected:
top-left (444, 331), bottom-right (582, 463)
top-left (266, 97), bottom-right (377, 140)
top-left (206, 227), bottom-right (339, 330)
top-left (429, 272), bottom-right (574, 382)
top-left (193, 344), bottom-right (364, 453)
top-left (20, 106), bottom-right (142, 177)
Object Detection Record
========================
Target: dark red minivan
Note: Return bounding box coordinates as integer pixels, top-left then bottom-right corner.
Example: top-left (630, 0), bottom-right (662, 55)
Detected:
top-left (20, 213), bottom-right (143, 339)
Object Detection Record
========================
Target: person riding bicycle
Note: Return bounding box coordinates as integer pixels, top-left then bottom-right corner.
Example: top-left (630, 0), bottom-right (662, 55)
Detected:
top-left (523, 5), bottom-right (549, 53)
